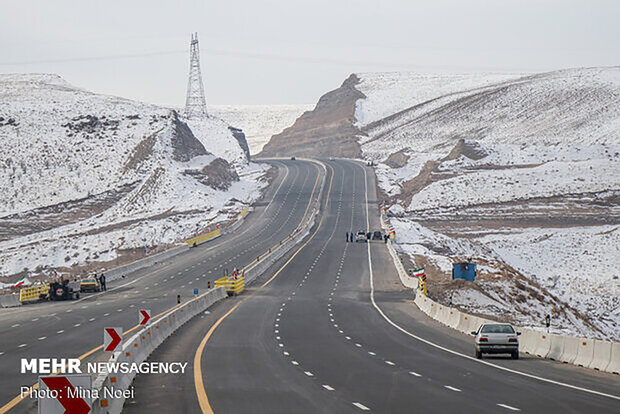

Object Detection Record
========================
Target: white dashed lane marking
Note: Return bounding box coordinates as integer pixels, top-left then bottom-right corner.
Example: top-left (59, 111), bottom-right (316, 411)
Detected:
top-left (385, 361), bottom-right (395, 366)
top-left (304, 371), bottom-right (314, 377)
top-left (291, 361), bottom-right (299, 366)
top-left (38, 337), bottom-right (46, 341)
top-left (497, 404), bottom-right (521, 411)
top-left (18, 344), bottom-right (27, 348)
top-left (409, 371), bottom-right (422, 377)
top-left (322, 384), bottom-right (335, 391)
top-left (57, 330), bottom-right (64, 334)
top-left (352, 402), bottom-right (370, 411)
top-left (444, 385), bottom-right (461, 392)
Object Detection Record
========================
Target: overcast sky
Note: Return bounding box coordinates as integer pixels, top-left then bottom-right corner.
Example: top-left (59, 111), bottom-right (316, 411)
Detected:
top-left (1, 0), bottom-right (618, 106)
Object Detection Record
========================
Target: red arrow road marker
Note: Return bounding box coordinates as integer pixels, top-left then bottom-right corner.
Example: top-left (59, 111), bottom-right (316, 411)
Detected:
top-left (104, 327), bottom-right (122, 352)
top-left (139, 309), bottom-right (151, 325)
top-left (41, 376), bottom-right (91, 414)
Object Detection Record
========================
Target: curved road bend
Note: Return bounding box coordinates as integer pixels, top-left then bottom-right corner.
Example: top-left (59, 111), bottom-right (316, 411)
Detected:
top-left (0, 159), bottom-right (322, 414)
top-left (127, 158), bottom-right (619, 414)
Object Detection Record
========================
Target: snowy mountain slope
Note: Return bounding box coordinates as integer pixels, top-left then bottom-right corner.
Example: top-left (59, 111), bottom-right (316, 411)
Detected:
top-left (211, 104), bottom-right (313, 155)
top-left (354, 72), bottom-right (522, 127)
top-left (0, 74), bottom-right (266, 280)
top-left (361, 67), bottom-right (620, 161)
top-left (348, 67), bottom-right (620, 339)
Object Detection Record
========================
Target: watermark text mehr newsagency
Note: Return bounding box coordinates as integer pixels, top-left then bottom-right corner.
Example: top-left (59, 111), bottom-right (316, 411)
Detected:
top-left (21, 358), bottom-right (188, 374)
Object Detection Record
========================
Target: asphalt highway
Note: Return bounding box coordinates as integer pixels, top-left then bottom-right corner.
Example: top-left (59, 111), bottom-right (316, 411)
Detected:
top-left (0, 159), bottom-right (323, 414)
top-left (126, 159), bottom-right (620, 414)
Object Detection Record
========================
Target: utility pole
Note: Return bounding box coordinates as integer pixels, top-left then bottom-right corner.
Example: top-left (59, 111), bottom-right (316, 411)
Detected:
top-left (184, 32), bottom-right (208, 119)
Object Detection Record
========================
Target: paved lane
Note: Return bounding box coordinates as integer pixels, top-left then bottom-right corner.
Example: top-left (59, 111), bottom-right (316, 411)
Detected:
top-left (129, 159), bottom-right (619, 414)
top-left (0, 159), bottom-right (322, 414)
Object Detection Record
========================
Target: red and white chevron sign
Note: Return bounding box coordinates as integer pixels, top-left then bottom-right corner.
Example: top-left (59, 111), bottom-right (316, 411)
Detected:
top-left (38, 374), bottom-right (91, 414)
top-left (103, 327), bottom-right (123, 352)
top-left (139, 309), bottom-right (151, 325)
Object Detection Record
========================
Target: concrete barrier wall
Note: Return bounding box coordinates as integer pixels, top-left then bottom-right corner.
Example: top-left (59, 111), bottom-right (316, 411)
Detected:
top-left (90, 287), bottom-right (227, 414)
top-left (589, 340), bottom-right (613, 371)
top-left (546, 334), bottom-right (565, 361)
top-left (574, 338), bottom-right (595, 368)
top-left (0, 293), bottom-right (21, 308)
top-left (381, 206), bottom-right (619, 375)
top-left (606, 343), bottom-right (620, 374)
top-left (559, 336), bottom-right (580, 365)
top-left (406, 281), bottom-right (619, 374)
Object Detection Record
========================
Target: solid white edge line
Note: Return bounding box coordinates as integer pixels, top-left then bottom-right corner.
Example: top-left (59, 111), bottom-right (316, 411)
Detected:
top-left (354, 160), bottom-right (620, 403)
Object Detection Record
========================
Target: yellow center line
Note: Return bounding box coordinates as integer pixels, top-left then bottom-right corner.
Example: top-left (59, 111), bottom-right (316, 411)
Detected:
top-left (242, 161), bottom-right (321, 272)
top-left (194, 163), bottom-right (336, 413)
top-left (0, 304), bottom-right (181, 414)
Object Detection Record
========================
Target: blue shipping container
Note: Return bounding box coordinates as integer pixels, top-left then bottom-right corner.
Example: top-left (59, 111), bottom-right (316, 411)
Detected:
top-left (452, 262), bottom-right (476, 281)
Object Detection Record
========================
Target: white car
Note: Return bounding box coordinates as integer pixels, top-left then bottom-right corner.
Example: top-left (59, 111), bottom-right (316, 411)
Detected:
top-left (472, 323), bottom-right (520, 359)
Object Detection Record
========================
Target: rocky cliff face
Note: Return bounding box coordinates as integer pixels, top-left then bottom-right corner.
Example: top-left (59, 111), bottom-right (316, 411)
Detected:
top-left (228, 126), bottom-right (251, 159)
top-left (258, 74), bottom-right (364, 158)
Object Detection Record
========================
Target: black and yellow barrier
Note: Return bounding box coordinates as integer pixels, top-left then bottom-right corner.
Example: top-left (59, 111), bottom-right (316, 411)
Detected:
top-left (19, 284), bottom-right (49, 302)
top-left (185, 229), bottom-right (221, 247)
top-left (214, 276), bottom-right (245, 296)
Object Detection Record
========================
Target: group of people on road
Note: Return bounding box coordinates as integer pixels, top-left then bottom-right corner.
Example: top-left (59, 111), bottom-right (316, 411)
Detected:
top-left (345, 231), bottom-right (390, 243)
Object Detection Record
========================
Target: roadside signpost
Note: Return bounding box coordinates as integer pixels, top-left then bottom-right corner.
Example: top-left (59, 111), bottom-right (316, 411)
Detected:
top-left (38, 374), bottom-right (91, 414)
top-left (103, 327), bottom-right (123, 352)
top-left (138, 309), bottom-right (151, 325)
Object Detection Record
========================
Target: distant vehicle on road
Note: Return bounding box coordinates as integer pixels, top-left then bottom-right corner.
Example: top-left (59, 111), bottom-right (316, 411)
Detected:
top-left (372, 231), bottom-right (383, 240)
top-left (355, 231), bottom-right (367, 242)
top-left (80, 277), bottom-right (101, 293)
top-left (290, 156), bottom-right (296, 160)
top-left (472, 323), bottom-right (520, 359)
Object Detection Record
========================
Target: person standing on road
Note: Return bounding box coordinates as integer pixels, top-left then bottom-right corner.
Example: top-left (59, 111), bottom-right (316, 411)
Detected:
top-left (100, 273), bottom-right (106, 291)
top-left (346, 232), bottom-right (350, 242)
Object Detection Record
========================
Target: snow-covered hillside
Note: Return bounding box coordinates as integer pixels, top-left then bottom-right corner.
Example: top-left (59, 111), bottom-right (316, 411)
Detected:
top-left (0, 74), bottom-right (267, 280)
top-left (211, 104), bottom-right (313, 155)
top-left (354, 72), bottom-right (522, 127)
top-left (351, 67), bottom-right (620, 340)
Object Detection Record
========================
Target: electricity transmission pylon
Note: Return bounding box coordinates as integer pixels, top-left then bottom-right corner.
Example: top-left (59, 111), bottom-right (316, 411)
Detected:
top-left (184, 32), bottom-right (208, 118)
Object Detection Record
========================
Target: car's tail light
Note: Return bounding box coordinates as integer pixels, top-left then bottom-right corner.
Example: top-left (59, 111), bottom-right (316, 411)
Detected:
top-left (478, 338), bottom-right (488, 342)
top-left (508, 338), bottom-right (518, 343)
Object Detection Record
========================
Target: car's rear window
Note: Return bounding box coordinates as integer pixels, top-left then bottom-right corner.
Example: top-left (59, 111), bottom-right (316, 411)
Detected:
top-left (481, 324), bottom-right (515, 334)
top-left (82, 278), bottom-right (95, 283)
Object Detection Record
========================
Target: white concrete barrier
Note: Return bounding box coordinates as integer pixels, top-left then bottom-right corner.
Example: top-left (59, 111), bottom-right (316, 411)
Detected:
top-left (90, 287), bottom-right (227, 414)
top-left (519, 329), bottom-right (539, 355)
top-left (532, 332), bottom-right (551, 358)
top-left (559, 336), bottom-right (580, 365)
top-left (0, 293), bottom-right (21, 308)
top-left (547, 334), bottom-right (565, 361)
top-left (588, 340), bottom-right (613, 371)
top-left (385, 241), bottom-right (417, 289)
top-left (445, 308), bottom-right (461, 329)
top-left (606, 342), bottom-right (620, 374)
top-left (573, 338), bottom-right (595, 368)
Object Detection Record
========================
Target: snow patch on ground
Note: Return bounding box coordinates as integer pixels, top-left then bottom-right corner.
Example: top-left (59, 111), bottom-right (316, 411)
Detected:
top-left (0, 74), bottom-right (268, 279)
